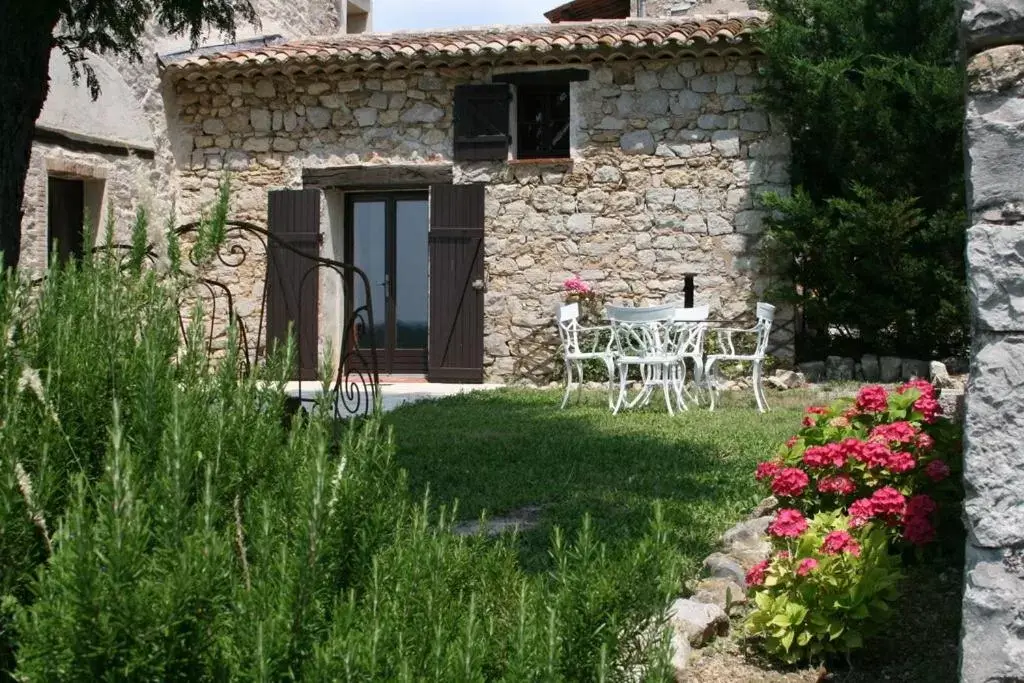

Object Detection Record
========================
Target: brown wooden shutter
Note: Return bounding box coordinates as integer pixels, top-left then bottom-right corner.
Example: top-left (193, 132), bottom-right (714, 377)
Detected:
top-left (428, 184), bottom-right (485, 383)
top-left (453, 84), bottom-right (512, 161)
top-left (47, 177), bottom-right (85, 264)
top-left (266, 189), bottom-right (321, 381)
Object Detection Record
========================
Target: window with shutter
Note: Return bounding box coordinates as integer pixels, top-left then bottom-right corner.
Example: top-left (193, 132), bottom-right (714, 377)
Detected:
top-left (453, 83), bottom-right (512, 161)
top-left (495, 69), bottom-right (589, 161)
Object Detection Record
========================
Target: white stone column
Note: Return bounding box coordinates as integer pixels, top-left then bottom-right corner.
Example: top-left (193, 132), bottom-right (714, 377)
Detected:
top-left (961, 2), bottom-right (1024, 679)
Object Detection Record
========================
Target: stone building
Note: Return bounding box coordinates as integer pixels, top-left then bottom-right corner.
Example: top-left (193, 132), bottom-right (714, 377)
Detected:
top-left (959, 0), bottom-right (1024, 680)
top-left (24, 1), bottom-right (791, 383)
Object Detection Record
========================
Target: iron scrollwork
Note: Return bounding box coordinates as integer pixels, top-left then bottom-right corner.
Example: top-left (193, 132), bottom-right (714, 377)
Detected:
top-left (91, 221), bottom-right (380, 418)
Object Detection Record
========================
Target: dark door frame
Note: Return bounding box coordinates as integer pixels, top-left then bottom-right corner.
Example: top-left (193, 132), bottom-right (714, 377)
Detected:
top-left (344, 190), bottom-right (430, 375)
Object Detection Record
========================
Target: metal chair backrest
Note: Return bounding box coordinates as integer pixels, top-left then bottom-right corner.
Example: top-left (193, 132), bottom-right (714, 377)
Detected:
top-left (754, 302), bottom-right (775, 358)
top-left (557, 302), bottom-right (581, 354)
top-left (672, 305), bottom-right (710, 323)
top-left (606, 304), bottom-right (677, 358)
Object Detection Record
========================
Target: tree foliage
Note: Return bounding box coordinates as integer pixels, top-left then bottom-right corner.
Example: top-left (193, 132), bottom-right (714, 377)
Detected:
top-left (756, 0), bottom-right (967, 360)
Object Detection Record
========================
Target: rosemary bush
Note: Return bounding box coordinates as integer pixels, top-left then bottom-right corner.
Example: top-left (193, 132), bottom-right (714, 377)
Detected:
top-left (0, 213), bottom-right (679, 680)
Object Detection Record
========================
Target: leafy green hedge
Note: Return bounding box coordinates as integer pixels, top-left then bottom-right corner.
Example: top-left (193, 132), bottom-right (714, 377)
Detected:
top-left (0, 244), bottom-right (681, 679)
top-left (756, 0), bottom-right (968, 360)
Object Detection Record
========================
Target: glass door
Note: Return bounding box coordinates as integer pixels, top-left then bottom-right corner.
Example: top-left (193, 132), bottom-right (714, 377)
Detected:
top-left (347, 192), bottom-right (429, 374)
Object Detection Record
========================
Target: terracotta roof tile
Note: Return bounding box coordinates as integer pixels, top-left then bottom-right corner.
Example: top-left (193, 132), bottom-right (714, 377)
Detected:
top-left (162, 13), bottom-right (767, 81)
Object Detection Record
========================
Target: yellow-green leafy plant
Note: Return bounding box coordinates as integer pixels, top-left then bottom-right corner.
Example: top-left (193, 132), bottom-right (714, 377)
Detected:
top-left (744, 510), bottom-right (902, 664)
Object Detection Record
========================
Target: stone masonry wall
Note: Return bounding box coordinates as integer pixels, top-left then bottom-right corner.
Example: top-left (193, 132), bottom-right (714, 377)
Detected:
top-left (960, 1), bottom-right (1024, 679)
top-left (171, 56), bottom-right (792, 382)
top-left (20, 143), bottom-right (158, 273)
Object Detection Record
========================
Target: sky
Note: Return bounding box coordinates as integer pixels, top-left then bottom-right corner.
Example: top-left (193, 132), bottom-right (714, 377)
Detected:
top-left (371, 0), bottom-right (563, 32)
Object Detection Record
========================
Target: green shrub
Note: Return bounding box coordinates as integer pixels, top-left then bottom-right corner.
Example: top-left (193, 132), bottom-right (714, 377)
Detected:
top-left (0, 236), bottom-right (680, 680)
top-left (756, 0), bottom-right (967, 360)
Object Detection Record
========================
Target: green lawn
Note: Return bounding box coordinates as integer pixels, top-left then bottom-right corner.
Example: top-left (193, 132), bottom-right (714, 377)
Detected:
top-left (385, 388), bottom-right (808, 572)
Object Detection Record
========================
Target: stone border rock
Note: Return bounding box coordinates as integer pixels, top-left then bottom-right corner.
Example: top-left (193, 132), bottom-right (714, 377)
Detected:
top-left (660, 496), bottom-right (778, 676)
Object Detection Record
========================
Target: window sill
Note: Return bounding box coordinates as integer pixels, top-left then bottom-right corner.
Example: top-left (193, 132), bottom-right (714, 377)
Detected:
top-left (508, 157), bottom-right (574, 167)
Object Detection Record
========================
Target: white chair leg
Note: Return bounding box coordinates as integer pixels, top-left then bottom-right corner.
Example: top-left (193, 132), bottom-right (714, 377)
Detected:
top-left (753, 361), bottom-right (769, 413)
top-left (604, 358), bottom-right (616, 410)
top-left (706, 359), bottom-right (718, 412)
top-left (560, 359), bottom-right (573, 409)
top-left (662, 365), bottom-right (675, 415)
top-left (674, 363), bottom-right (689, 411)
top-left (613, 363), bottom-right (629, 415)
top-left (575, 361), bottom-right (585, 405)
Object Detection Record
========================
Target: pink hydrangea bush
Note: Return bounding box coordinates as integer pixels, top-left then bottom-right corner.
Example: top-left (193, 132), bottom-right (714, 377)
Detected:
top-left (744, 510), bottom-right (902, 664)
top-left (754, 380), bottom-right (960, 548)
top-left (746, 380), bottom-right (962, 664)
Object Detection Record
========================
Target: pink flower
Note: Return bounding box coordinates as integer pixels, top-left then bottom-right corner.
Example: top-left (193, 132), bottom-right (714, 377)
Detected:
top-left (777, 550), bottom-right (792, 560)
top-left (755, 461), bottom-right (782, 481)
top-left (898, 380), bottom-right (936, 400)
top-left (803, 406), bottom-right (829, 427)
top-left (856, 385), bottom-right (889, 413)
top-left (818, 474), bottom-right (856, 496)
top-left (884, 449), bottom-right (916, 473)
top-left (902, 515), bottom-right (935, 546)
top-left (796, 558), bottom-right (819, 576)
top-left (771, 468), bottom-right (810, 498)
top-left (870, 487), bottom-right (907, 517)
top-left (924, 459), bottom-right (951, 482)
top-left (768, 509), bottom-right (809, 538)
top-left (905, 494), bottom-right (938, 519)
top-left (915, 397), bottom-right (942, 423)
top-left (821, 530), bottom-right (861, 556)
top-left (746, 559), bottom-right (770, 587)
top-left (854, 441), bottom-right (894, 469)
top-left (803, 443), bottom-right (847, 469)
top-left (786, 436), bottom-right (800, 448)
top-left (915, 433), bottom-right (935, 451)
top-left (829, 416), bottom-right (851, 428)
top-left (870, 421), bottom-right (918, 445)
top-left (563, 276), bottom-right (592, 295)
top-left (848, 498), bottom-right (876, 527)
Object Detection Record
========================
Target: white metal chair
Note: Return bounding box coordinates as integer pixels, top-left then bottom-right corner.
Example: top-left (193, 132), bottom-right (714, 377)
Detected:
top-left (606, 303), bottom-right (679, 415)
top-left (556, 302), bottom-right (616, 409)
top-left (669, 305), bottom-right (710, 408)
top-left (704, 302), bottom-right (775, 413)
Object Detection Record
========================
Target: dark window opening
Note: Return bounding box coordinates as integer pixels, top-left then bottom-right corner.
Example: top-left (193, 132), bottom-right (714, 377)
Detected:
top-left (516, 83), bottom-right (571, 160)
top-left (47, 177), bottom-right (86, 264)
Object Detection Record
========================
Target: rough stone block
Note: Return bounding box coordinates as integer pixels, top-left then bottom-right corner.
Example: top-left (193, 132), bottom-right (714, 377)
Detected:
top-left (960, 544), bottom-right (1024, 682)
top-left (962, 0), bottom-right (1024, 52)
top-left (825, 356), bottom-right (855, 381)
top-left (968, 224), bottom-right (1024, 331)
top-left (880, 356), bottom-right (903, 382)
top-left (797, 360), bottom-right (825, 382)
top-left (965, 51), bottom-right (1024, 214)
top-left (860, 354), bottom-right (881, 381)
top-left (620, 130), bottom-right (655, 155)
top-left (711, 130), bottom-right (740, 157)
top-left (691, 577), bottom-right (747, 613)
top-left (964, 332), bottom-right (1024, 547)
top-left (702, 552), bottom-right (746, 585)
top-left (901, 358), bottom-right (929, 380)
top-left (668, 598), bottom-right (729, 647)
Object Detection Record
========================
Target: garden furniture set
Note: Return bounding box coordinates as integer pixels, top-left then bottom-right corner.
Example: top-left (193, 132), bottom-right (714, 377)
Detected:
top-left (556, 301), bottom-right (776, 414)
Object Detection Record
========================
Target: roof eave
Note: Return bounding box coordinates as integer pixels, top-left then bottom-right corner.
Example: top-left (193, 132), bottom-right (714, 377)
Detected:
top-left (166, 40), bottom-right (764, 83)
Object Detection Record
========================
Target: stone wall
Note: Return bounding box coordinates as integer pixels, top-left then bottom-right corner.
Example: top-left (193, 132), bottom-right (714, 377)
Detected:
top-left (960, 1), bottom-right (1024, 679)
top-left (170, 55), bottom-right (793, 382)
